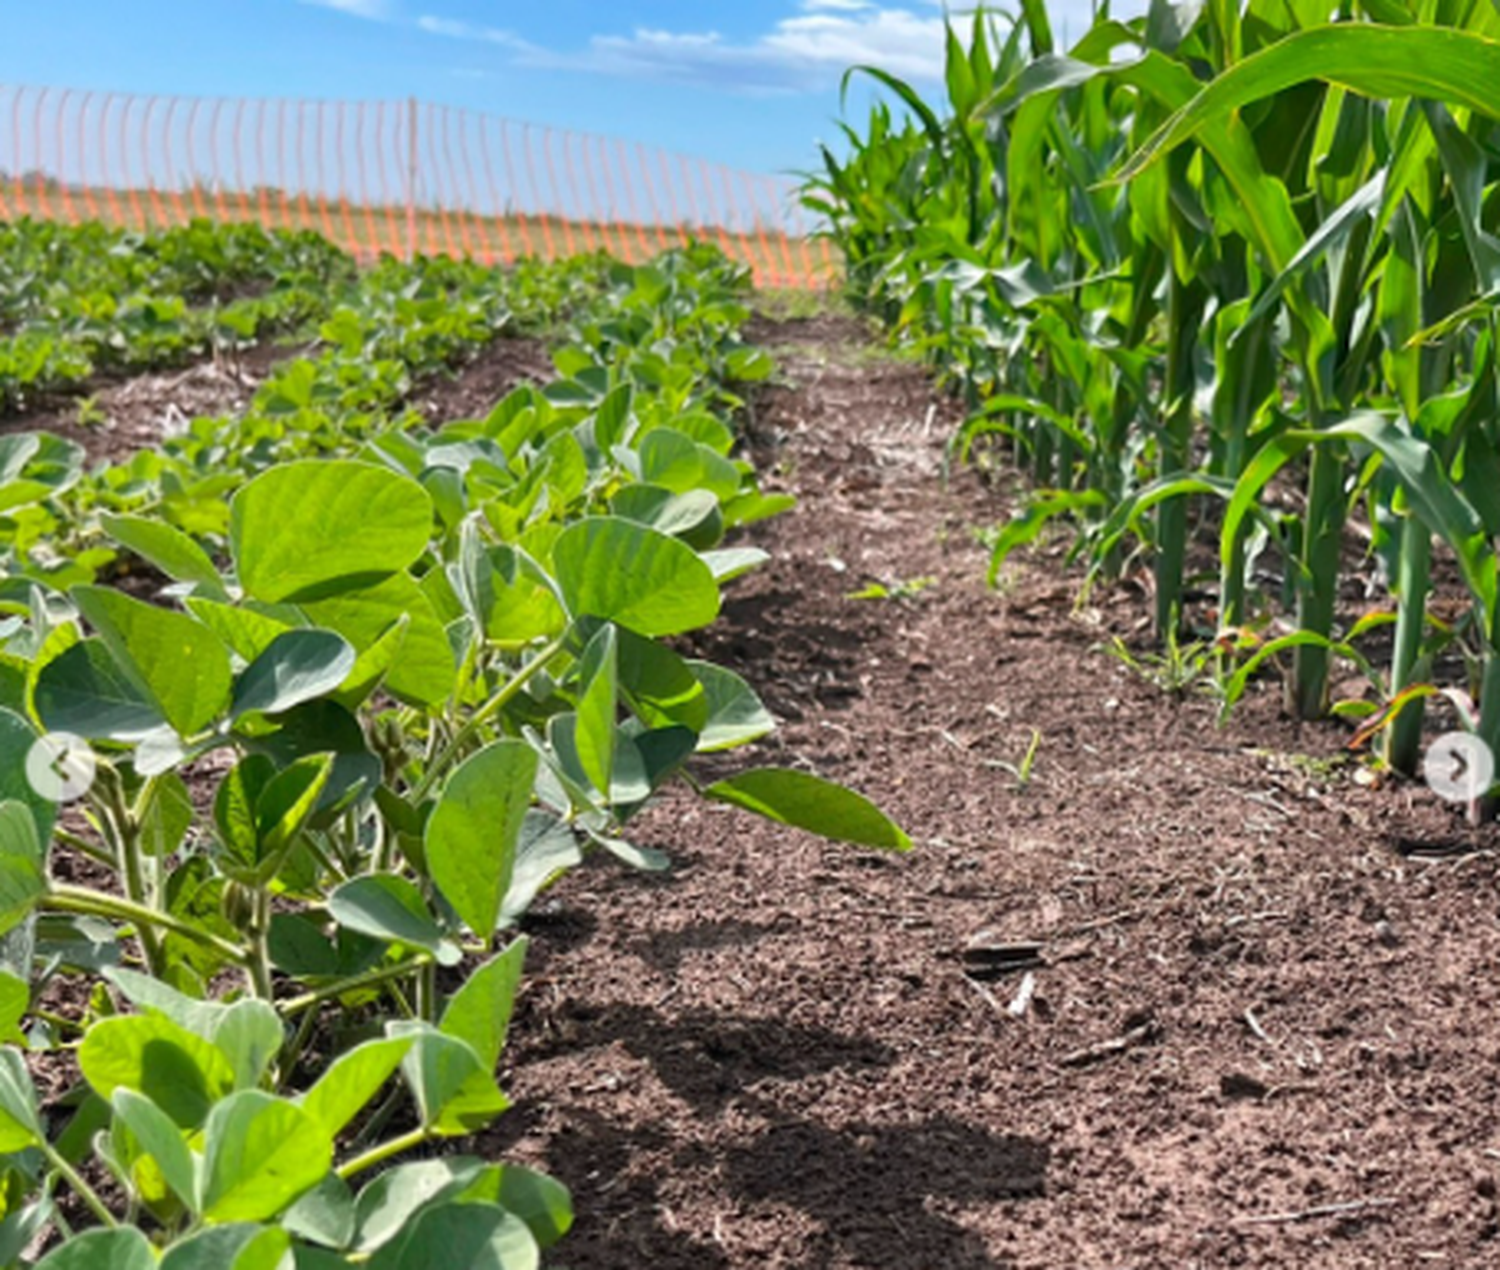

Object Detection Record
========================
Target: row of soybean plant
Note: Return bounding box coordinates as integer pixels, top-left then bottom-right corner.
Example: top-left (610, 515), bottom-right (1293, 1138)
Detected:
top-left (0, 234), bottom-right (910, 1266)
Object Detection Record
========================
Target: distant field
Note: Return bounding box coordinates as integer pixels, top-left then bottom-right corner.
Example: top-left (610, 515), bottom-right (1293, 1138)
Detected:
top-left (1, 183), bottom-right (835, 289)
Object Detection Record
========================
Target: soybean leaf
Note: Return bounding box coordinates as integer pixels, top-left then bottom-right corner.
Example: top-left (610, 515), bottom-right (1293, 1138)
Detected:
top-left (0, 1202), bottom-right (55, 1269)
top-left (139, 772), bottom-right (194, 858)
top-left (612, 626), bottom-right (708, 734)
top-left (282, 1173), bottom-right (356, 1250)
top-left (161, 1226), bottom-right (292, 1270)
top-left (687, 661), bottom-right (775, 751)
top-left (133, 725), bottom-right (198, 779)
top-left (198, 1090), bottom-right (333, 1223)
top-left (33, 639), bottom-right (165, 741)
top-left (79, 1013), bottom-right (237, 1129)
top-left (247, 700), bottom-right (381, 817)
top-left (0, 803), bottom-right (45, 940)
top-left (231, 461), bottom-right (433, 603)
top-left (301, 574), bottom-right (456, 708)
top-left (255, 754), bottom-right (335, 862)
top-left (704, 769), bottom-right (912, 851)
top-left (103, 966), bottom-right (222, 1038)
top-left (328, 876), bottom-right (459, 966)
top-left (367, 1201), bottom-right (538, 1270)
top-left (266, 912), bottom-right (340, 978)
top-left (0, 712), bottom-right (54, 842)
top-left (426, 741), bottom-right (537, 939)
top-left (351, 1159), bottom-right (485, 1253)
top-left (574, 624), bottom-right (618, 797)
top-left (700, 547), bottom-right (770, 583)
top-left (721, 491), bottom-right (796, 529)
top-left (624, 724), bottom-right (698, 803)
top-left (611, 485), bottom-right (720, 538)
top-left (72, 586), bottom-right (232, 736)
top-left (585, 830), bottom-right (671, 873)
top-left (332, 615), bottom-right (409, 709)
top-left (211, 999), bottom-right (285, 1091)
top-left (231, 630), bottom-right (356, 720)
top-left (499, 813), bottom-right (583, 926)
top-left (490, 1166), bottom-right (574, 1250)
top-left (0, 972), bottom-right (27, 1046)
top-left (298, 1035), bottom-right (415, 1139)
top-left (592, 382), bottom-right (634, 450)
top-left (439, 939), bottom-right (528, 1070)
top-left (111, 1088), bottom-right (198, 1212)
top-left (461, 546), bottom-right (566, 647)
top-left (391, 1023), bottom-right (508, 1135)
top-left (0, 1047), bottom-right (41, 1151)
top-left (553, 517), bottom-right (720, 636)
top-left (185, 599), bottom-right (292, 664)
top-left (33, 1228), bottom-right (156, 1270)
top-left (101, 514), bottom-right (226, 597)
top-left (638, 428), bottom-right (741, 501)
top-left (547, 717), bottom-right (694, 812)
top-left (214, 754), bottom-right (276, 871)
top-left (158, 862), bottom-right (239, 986)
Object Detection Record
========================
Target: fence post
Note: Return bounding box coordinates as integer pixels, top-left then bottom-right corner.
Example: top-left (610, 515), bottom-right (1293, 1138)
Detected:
top-left (405, 95), bottom-right (418, 261)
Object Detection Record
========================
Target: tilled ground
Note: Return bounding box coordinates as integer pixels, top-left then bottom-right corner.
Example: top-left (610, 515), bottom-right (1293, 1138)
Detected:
top-left (0, 329), bottom-right (554, 465)
top-left (481, 312), bottom-right (1500, 1269)
top-left (4, 341), bottom-right (296, 464)
top-left (15, 305), bottom-right (1500, 1267)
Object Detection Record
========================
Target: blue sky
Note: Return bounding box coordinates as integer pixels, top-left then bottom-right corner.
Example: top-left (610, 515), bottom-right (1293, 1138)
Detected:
top-left (1, 1), bottom-right (1132, 177)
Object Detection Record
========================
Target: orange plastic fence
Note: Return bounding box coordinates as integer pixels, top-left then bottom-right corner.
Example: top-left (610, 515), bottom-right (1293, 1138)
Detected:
top-left (0, 83), bottom-right (829, 289)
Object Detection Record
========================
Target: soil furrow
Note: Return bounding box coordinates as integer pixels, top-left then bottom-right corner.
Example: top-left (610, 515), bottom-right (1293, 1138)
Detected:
top-left (487, 312), bottom-right (1500, 1269)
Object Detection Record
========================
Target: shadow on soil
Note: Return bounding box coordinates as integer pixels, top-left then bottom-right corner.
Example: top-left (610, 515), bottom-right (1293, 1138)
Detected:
top-left (508, 1002), bottom-right (1047, 1268)
top-left (624, 917), bottom-right (786, 974)
top-left (723, 1116), bottom-right (1046, 1268)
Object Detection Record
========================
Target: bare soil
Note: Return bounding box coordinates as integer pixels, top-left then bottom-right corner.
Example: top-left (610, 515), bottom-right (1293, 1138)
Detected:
top-left (411, 335), bottom-right (555, 425)
top-left (3, 341), bottom-right (299, 465)
top-left (1, 331), bottom-right (555, 466)
top-left (481, 313), bottom-right (1500, 1268)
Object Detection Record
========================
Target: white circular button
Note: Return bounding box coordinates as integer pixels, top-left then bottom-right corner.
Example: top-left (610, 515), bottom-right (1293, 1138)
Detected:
top-left (1423, 731), bottom-right (1495, 804)
top-left (25, 733), bottom-right (97, 804)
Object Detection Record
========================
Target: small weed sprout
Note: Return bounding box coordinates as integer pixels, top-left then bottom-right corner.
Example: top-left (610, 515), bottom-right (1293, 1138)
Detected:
top-left (74, 395), bottom-right (108, 428)
top-left (985, 728), bottom-right (1043, 792)
top-left (1103, 625), bottom-right (1218, 700)
top-left (847, 575), bottom-right (938, 602)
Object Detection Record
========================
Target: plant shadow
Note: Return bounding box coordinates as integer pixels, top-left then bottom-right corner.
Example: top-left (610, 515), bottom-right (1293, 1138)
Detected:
top-left (625, 918), bottom-right (784, 974)
top-left (497, 1003), bottom-right (1045, 1268)
top-left (720, 1115), bottom-right (1044, 1269)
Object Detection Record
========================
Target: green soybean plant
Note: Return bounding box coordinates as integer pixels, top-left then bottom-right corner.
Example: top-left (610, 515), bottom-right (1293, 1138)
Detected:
top-left (0, 434), bottom-right (907, 1261)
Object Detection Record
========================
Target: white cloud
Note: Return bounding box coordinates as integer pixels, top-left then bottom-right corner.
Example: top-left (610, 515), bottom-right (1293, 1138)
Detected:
top-left (299, 0), bottom-right (394, 20)
top-left (761, 9), bottom-right (951, 83)
top-left (415, 15), bottom-right (535, 50)
top-left (417, 2), bottom-right (950, 93)
top-left (414, 1), bottom-right (1158, 95)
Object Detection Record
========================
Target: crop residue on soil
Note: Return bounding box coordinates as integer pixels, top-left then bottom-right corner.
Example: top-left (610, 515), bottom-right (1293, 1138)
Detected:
top-left (481, 312), bottom-right (1500, 1268)
top-left (1, 332), bottom-right (555, 466)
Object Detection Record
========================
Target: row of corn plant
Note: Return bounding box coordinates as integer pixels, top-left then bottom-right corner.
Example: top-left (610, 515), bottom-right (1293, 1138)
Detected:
top-left (808, 0), bottom-right (1500, 813)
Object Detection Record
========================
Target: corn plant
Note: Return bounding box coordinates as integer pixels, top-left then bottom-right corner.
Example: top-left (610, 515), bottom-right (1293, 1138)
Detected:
top-left (811, 0), bottom-right (1500, 808)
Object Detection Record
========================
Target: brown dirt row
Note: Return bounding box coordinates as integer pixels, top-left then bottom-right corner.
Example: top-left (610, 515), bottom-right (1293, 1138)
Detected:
top-left (0, 333), bottom-right (555, 467)
top-left (476, 312), bottom-right (1500, 1269)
